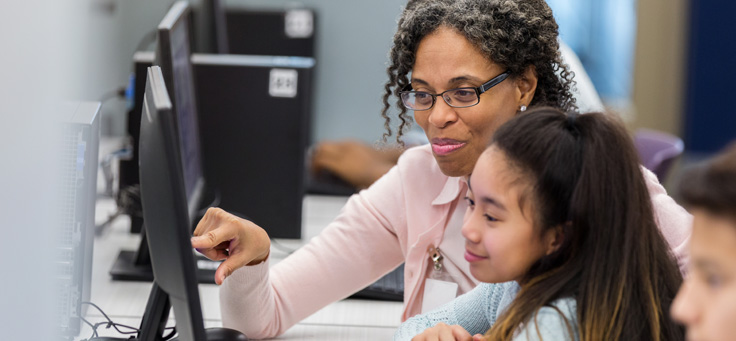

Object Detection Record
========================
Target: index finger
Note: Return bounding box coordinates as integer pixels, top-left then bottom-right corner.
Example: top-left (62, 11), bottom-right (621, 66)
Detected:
top-left (191, 209), bottom-right (239, 249)
top-left (191, 227), bottom-right (237, 249)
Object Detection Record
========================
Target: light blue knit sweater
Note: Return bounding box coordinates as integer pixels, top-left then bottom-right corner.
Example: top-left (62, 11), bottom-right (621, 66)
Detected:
top-left (394, 281), bottom-right (579, 341)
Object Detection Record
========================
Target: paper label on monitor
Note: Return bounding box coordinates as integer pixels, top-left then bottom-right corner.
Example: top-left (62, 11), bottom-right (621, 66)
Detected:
top-left (269, 69), bottom-right (298, 98)
top-left (285, 10), bottom-right (314, 38)
top-left (421, 278), bottom-right (459, 314)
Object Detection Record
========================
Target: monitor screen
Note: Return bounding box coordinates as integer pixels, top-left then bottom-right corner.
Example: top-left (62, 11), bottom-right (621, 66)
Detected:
top-left (157, 0), bottom-right (205, 220)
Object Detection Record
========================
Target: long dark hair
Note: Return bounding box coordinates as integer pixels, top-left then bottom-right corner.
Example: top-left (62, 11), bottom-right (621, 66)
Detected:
top-left (484, 107), bottom-right (683, 340)
top-left (381, 0), bottom-right (577, 143)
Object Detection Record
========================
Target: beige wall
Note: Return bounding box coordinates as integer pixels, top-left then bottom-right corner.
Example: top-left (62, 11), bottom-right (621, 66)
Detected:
top-left (631, 0), bottom-right (689, 137)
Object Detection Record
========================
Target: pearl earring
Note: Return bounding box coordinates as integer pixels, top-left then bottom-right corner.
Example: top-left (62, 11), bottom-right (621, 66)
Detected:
top-left (519, 105), bottom-right (527, 112)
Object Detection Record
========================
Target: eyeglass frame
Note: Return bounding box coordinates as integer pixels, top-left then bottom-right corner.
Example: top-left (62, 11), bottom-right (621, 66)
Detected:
top-left (399, 71), bottom-right (510, 111)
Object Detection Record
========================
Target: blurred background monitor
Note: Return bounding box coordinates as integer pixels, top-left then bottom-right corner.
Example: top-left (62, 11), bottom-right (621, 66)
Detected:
top-left (156, 1), bottom-right (206, 215)
top-left (110, 1), bottom-right (217, 283)
top-left (56, 102), bottom-right (100, 337)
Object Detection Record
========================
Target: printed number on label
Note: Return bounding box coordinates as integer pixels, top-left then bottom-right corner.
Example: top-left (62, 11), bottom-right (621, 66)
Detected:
top-left (285, 10), bottom-right (314, 38)
top-left (269, 69), bottom-right (298, 98)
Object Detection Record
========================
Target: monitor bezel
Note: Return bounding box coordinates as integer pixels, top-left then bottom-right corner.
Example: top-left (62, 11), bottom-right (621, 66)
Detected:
top-left (138, 65), bottom-right (207, 341)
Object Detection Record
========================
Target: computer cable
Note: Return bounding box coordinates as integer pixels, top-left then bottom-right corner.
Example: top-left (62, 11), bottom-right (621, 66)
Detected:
top-left (95, 184), bottom-right (141, 235)
top-left (81, 301), bottom-right (139, 337)
top-left (79, 315), bottom-right (99, 338)
top-left (80, 301), bottom-right (177, 341)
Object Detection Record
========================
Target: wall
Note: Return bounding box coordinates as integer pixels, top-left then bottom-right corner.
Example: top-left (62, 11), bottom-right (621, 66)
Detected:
top-left (79, 0), bottom-right (175, 136)
top-left (631, 0), bottom-right (688, 136)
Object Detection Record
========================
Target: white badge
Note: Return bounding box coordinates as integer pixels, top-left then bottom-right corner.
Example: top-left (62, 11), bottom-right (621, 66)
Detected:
top-left (421, 278), bottom-right (459, 314)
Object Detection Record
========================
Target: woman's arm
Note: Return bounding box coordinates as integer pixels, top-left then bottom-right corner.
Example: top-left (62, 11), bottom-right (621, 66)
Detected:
top-left (218, 162), bottom-right (411, 338)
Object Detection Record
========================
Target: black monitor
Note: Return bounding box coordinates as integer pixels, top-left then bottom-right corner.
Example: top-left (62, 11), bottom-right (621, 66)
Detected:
top-left (124, 65), bottom-right (244, 341)
top-left (156, 0), bottom-right (205, 221)
top-left (110, 1), bottom-right (218, 283)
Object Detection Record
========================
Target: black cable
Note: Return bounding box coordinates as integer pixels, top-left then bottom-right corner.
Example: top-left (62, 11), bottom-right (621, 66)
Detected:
top-left (162, 326), bottom-right (177, 340)
top-left (80, 315), bottom-right (99, 338)
top-left (82, 301), bottom-right (140, 335)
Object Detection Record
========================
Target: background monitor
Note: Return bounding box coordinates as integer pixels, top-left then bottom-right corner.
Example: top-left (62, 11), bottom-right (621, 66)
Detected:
top-left (110, 1), bottom-right (216, 283)
top-left (156, 0), bottom-right (205, 220)
top-left (56, 102), bottom-right (100, 337)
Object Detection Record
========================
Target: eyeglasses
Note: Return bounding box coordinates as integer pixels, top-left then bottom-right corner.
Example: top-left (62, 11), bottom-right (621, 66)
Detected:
top-left (400, 72), bottom-right (509, 111)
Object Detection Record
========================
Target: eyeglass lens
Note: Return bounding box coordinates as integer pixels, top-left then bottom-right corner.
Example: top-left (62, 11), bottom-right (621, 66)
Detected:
top-left (401, 88), bottom-right (479, 110)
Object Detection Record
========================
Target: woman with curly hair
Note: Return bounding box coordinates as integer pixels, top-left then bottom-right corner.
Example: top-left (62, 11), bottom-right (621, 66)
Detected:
top-left (191, 0), bottom-right (692, 338)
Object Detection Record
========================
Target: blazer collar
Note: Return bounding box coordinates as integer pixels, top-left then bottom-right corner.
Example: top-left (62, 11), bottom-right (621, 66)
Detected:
top-left (431, 175), bottom-right (467, 206)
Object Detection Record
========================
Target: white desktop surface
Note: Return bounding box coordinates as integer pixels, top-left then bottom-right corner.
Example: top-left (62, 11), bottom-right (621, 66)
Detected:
top-left (81, 140), bottom-right (402, 340)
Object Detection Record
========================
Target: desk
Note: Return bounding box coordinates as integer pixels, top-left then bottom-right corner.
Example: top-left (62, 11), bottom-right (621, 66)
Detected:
top-left (81, 189), bottom-right (402, 340)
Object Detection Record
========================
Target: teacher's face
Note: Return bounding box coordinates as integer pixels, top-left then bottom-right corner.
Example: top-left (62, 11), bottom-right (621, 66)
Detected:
top-left (411, 26), bottom-right (536, 177)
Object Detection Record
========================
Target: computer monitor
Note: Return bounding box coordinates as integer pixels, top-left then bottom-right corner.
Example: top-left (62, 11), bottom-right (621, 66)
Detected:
top-left (135, 65), bottom-right (245, 341)
top-left (156, 0), bottom-right (205, 221)
top-left (110, 1), bottom-right (217, 283)
top-left (56, 102), bottom-right (100, 337)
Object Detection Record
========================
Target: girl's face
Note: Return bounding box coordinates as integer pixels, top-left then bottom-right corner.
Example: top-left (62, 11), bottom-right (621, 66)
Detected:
top-left (411, 26), bottom-right (537, 177)
top-left (671, 209), bottom-right (736, 341)
top-left (461, 147), bottom-right (559, 283)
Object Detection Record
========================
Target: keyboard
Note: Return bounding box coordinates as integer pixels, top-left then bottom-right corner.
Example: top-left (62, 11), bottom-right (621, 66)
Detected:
top-left (350, 264), bottom-right (404, 301)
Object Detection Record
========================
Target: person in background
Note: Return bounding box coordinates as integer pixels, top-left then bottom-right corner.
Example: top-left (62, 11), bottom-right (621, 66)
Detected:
top-left (190, 0), bottom-right (691, 338)
top-left (394, 108), bottom-right (684, 341)
top-left (671, 143), bottom-right (736, 341)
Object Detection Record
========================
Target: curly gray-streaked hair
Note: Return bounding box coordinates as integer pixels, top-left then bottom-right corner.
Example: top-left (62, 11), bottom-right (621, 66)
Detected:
top-left (382, 0), bottom-right (577, 143)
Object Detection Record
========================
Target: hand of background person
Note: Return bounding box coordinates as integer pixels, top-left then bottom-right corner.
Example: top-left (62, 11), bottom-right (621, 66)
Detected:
top-left (410, 322), bottom-right (485, 341)
top-left (191, 207), bottom-right (271, 285)
top-left (311, 140), bottom-right (404, 189)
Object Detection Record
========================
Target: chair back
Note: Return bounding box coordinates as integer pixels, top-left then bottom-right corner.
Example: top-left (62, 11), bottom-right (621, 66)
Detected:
top-left (634, 129), bottom-right (685, 181)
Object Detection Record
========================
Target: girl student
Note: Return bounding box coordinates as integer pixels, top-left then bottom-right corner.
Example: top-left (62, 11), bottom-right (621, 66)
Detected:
top-left (395, 108), bottom-right (684, 341)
